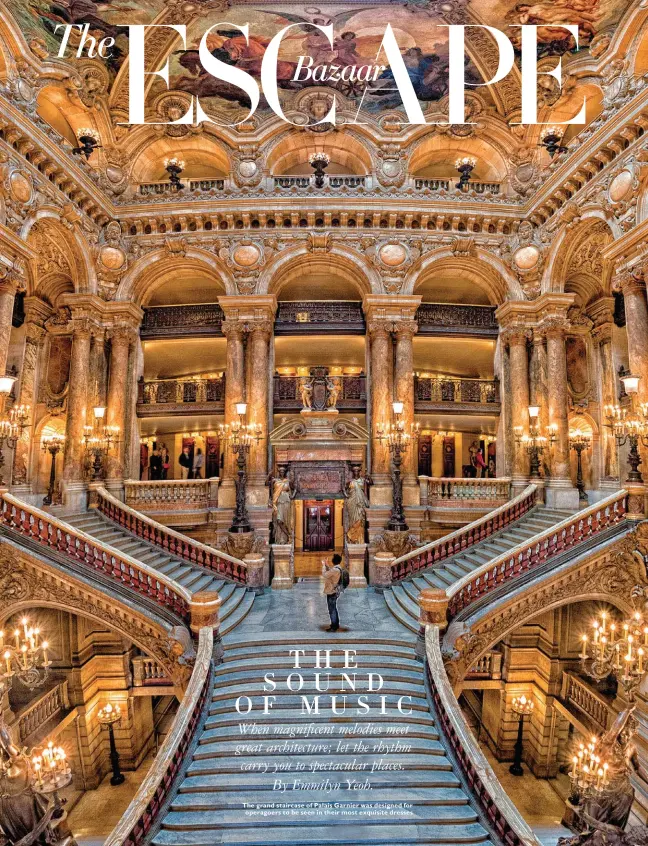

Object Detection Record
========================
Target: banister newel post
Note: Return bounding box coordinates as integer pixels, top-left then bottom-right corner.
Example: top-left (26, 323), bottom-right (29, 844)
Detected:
top-left (190, 590), bottom-right (223, 663)
top-left (416, 588), bottom-right (449, 660)
top-left (372, 551), bottom-right (395, 591)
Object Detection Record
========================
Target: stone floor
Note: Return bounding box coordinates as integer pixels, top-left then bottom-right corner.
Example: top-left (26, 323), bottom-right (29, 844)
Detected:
top-left (67, 753), bottom-right (154, 846)
top-left (225, 578), bottom-right (407, 636)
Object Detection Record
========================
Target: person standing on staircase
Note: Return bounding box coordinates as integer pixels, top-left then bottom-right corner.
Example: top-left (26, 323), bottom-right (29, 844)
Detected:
top-left (323, 553), bottom-right (344, 632)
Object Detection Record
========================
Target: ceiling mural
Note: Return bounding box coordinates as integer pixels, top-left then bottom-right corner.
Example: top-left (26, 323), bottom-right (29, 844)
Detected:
top-left (4, 0), bottom-right (636, 109)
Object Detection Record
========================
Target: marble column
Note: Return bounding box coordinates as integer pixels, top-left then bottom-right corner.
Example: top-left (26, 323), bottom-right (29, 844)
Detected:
top-left (506, 329), bottom-right (530, 486)
top-left (617, 269), bottom-right (648, 400)
top-left (545, 319), bottom-right (572, 486)
top-left (247, 321), bottom-right (272, 499)
top-left (0, 271), bottom-right (19, 380)
top-left (592, 321), bottom-right (619, 484)
top-left (221, 319), bottom-right (246, 504)
top-left (63, 319), bottom-right (93, 483)
top-left (90, 328), bottom-right (107, 407)
top-left (529, 330), bottom-right (549, 442)
top-left (368, 320), bottom-right (392, 503)
top-left (11, 322), bottom-right (46, 488)
top-left (393, 319), bottom-right (418, 501)
top-left (105, 327), bottom-right (134, 482)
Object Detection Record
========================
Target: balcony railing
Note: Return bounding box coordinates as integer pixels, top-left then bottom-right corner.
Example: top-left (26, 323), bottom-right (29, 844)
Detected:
top-left (273, 175), bottom-right (367, 190)
top-left (132, 655), bottom-right (172, 688)
top-left (466, 650), bottom-right (503, 681)
top-left (560, 671), bottom-right (614, 733)
top-left (273, 373), bottom-right (366, 412)
top-left (414, 179), bottom-right (501, 194)
top-left (275, 301), bottom-right (365, 335)
top-left (137, 376), bottom-right (225, 416)
top-left (420, 477), bottom-right (511, 508)
top-left (16, 680), bottom-right (70, 745)
top-left (414, 376), bottom-right (500, 410)
top-left (124, 480), bottom-right (219, 529)
top-left (138, 179), bottom-right (226, 196)
top-left (141, 304), bottom-right (224, 340)
top-left (416, 303), bottom-right (498, 338)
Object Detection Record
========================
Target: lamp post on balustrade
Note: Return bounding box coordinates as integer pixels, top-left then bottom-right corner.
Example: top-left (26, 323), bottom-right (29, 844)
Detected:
top-left (605, 372), bottom-right (648, 483)
top-left (42, 435), bottom-right (65, 506)
top-left (97, 702), bottom-right (125, 786)
top-left (377, 401), bottom-right (419, 532)
top-left (82, 405), bottom-right (120, 482)
top-left (514, 405), bottom-right (556, 479)
top-left (0, 373), bottom-right (30, 487)
top-left (509, 694), bottom-right (534, 776)
top-left (219, 402), bottom-right (263, 533)
top-left (569, 427), bottom-right (591, 504)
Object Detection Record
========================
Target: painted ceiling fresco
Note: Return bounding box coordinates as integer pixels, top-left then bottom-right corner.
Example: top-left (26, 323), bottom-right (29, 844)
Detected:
top-left (6, 0), bottom-right (636, 113)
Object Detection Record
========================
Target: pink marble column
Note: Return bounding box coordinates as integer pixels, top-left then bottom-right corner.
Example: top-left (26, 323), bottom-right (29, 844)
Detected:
top-left (247, 321), bottom-right (272, 480)
top-left (106, 327), bottom-right (134, 481)
top-left (545, 321), bottom-right (571, 482)
top-left (393, 319), bottom-right (418, 484)
top-left (0, 273), bottom-right (19, 378)
top-left (506, 330), bottom-right (530, 484)
top-left (529, 331), bottom-right (549, 440)
top-left (368, 320), bottom-right (392, 484)
top-left (592, 321), bottom-right (619, 482)
top-left (221, 319), bottom-right (246, 485)
top-left (63, 319), bottom-right (93, 482)
top-left (11, 322), bottom-right (46, 487)
top-left (618, 270), bottom-right (648, 401)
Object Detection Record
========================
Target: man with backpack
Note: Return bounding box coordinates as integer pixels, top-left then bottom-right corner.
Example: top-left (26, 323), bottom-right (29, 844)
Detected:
top-left (322, 553), bottom-right (349, 632)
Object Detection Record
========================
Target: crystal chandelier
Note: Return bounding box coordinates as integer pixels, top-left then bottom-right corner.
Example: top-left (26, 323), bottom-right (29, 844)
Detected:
top-left (580, 608), bottom-right (648, 699)
top-left (569, 735), bottom-right (609, 802)
top-left (1, 616), bottom-right (51, 690)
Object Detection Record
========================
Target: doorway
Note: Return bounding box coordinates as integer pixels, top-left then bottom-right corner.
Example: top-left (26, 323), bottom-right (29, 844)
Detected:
top-left (303, 500), bottom-right (335, 552)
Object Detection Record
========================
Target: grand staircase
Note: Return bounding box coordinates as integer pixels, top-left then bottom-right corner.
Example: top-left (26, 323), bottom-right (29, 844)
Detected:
top-left (151, 630), bottom-right (495, 846)
top-left (65, 511), bottom-right (254, 634)
top-left (384, 505), bottom-right (573, 633)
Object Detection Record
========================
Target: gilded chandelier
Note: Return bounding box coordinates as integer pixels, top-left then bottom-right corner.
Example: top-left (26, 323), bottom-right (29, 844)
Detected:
top-left (377, 402), bottom-right (419, 532)
top-left (580, 608), bottom-right (648, 699)
top-left (605, 372), bottom-right (648, 483)
top-left (1, 616), bottom-right (51, 690)
top-left (219, 402), bottom-right (263, 533)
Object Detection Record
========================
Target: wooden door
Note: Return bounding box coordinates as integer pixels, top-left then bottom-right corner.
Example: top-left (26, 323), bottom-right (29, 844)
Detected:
top-left (418, 434), bottom-right (432, 476)
top-left (442, 436), bottom-right (455, 477)
top-left (303, 501), bottom-right (334, 552)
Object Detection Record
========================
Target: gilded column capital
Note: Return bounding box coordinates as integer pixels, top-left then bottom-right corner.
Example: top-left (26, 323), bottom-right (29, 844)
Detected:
top-left (393, 319), bottom-right (418, 340)
top-left (500, 326), bottom-right (531, 346)
top-left (107, 324), bottom-right (137, 346)
top-left (0, 265), bottom-right (24, 297)
top-left (591, 322), bottom-right (614, 344)
top-left (249, 319), bottom-right (273, 341)
top-left (531, 327), bottom-right (546, 344)
top-left (221, 318), bottom-right (246, 340)
top-left (541, 316), bottom-right (570, 338)
top-left (613, 266), bottom-right (646, 297)
top-left (70, 316), bottom-right (95, 339)
top-left (367, 319), bottom-right (391, 340)
top-left (24, 322), bottom-right (46, 347)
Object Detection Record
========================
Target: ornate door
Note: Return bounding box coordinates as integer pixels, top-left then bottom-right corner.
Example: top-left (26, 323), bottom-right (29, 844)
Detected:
top-left (303, 501), bottom-right (334, 552)
top-left (418, 435), bottom-right (432, 476)
top-left (442, 436), bottom-right (455, 477)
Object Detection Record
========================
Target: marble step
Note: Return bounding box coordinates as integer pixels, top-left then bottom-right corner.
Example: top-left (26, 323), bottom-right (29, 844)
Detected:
top-left (209, 678), bottom-right (427, 702)
top-left (383, 591), bottom-right (418, 634)
top-left (152, 822), bottom-right (490, 845)
top-left (205, 706), bottom-right (435, 727)
top-left (220, 592), bottom-right (255, 634)
top-left (194, 734), bottom-right (444, 759)
top-left (212, 664), bottom-right (425, 687)
top-left (178, 769), bottom-right (462, 792)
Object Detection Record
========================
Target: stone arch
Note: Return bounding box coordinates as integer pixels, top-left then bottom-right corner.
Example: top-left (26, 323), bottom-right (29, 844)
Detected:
top-left (21, 209), bottom-right (95, 296)
top-left (116, 248), bottom-right (237, 305)
top-left (260, 244), bottom-right (379, 297)
top-left (265, 131), bottom-right (373, 176)
top-left (405, 248), bottom-right (521, 304)
top-left (126, 132), bottom-right (231, 184)
top-left (408, 131), bottom-right (510, 183)
top-left (543, 214), bottom-right (617, 298)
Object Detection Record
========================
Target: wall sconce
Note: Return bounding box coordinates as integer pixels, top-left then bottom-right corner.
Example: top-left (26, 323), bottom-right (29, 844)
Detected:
top-left (539, 126), bottom-right (567, 158)
top-left (72, 128), bottom-right (101, 159)
top-left (455, 156), bottom-right (477, 190)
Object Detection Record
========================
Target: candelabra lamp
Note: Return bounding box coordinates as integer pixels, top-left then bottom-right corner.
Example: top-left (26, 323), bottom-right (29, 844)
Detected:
top-left (219, 402), bottom-right (263, 533)
top-left (83, 406), bottom-right (120, 482)
top-left (0, 373), bottom-right (30, 487)
top-left (97, 703), bottom-right (125, 786)
top-left (605, 373), bottom-right (648, 483)
top-left (568, 735), bottom-right (609, 806)
top-left (569, 428), bottom-right (591, 504)
top-left (514, 405), bottom-right (557, 479)
top-left (42, 435), bottom-right (65, 506)
top-left (455, 156), bottom-right (477, 190)
top-left (1, 616), bottom-right (51, 691)
top-left (72, 128), bottom-right (101, 159)
top-left (580, 607), bottom-right (648, 701)
top-left (509, 694), bottom-right (534, 776)
top-left (164, 157), bottom-right (185, 190)
top-left (309, 152), bottom-right (330, 188)
top-left (377, 401), bottom-right (420, 532)
top-left (539, 126), bottom-right (568, 158)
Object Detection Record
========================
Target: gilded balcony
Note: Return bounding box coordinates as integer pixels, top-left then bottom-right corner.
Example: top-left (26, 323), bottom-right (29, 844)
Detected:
top-left (140, 304), bottom-right (225, 340)
top-left (137, 376), bottom-right (225, 417)
top-left (414, 375), bottom-right (500, 414)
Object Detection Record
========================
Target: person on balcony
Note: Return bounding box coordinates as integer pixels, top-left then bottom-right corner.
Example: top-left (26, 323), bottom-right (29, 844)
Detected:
top-left (193, 448), bottom-right (205, 479)
top-left (179, 446), bottom-right (192, 480)
top-left (150, 446), bottom-right (162, 480)
top-left (161, 444), bottom-right (170, 480)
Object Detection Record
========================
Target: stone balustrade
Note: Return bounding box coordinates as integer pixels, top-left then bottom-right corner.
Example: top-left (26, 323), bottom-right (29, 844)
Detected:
top-left (137, 376), bottom-right (225, 415)
top-left (16, 680), bottom-right (70, 744)
top-left (419, 477), bottom-right (511, 507)
top-left (138, 179), bottom-right (226, 196)
top-left (560, 670), bottom-right (614, 733)
top-left (414, 178), bottom-right (501, 194)
top-left (447, 490), bottom-right (629, 620)
top-left (104, 627), bottom-right (214, 846)
top-left (125, 479), bottom-right (217, 511)
top-left (132, 656), bottom-right (172, 688)
top-left (466, 650), bottom-right (503, 681)
top-left (414, 375), bottom-right (500, 409)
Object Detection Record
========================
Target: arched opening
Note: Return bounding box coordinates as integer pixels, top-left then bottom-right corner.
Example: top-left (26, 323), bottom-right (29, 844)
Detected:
top-left (129, 136), bottom-right (230, 184)
top-left (267, 134), bottom-right (372, 176)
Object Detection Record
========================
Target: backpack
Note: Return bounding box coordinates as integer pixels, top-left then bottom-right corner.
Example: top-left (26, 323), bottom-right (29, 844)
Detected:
top-left (336, 565), bottom-right (350, 592)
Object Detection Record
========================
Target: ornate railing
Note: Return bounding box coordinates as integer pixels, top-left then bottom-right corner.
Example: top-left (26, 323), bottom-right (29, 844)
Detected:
top-left (138, 179), bottom-right (226, 196)
top-left (141, 304), bottom-right (224, 340)
top-left (0, 493), bottom-right (192, 624)
top-left (415, 376), bottom-right (500, 408)
top-left (466, 650), bottom-right (503, 680)
top-left (416, 303), bottom-right (498, 337)
top-left (132, 656), bottom-right (172, 688)
top-left (273, 175), bottom-right (367, 190)
top-left (125, 480), bottom-right (216, 511)
top-left (414, 179), bottom-right (501, 194)
top-left (560, 671), bottom-right (613, 733)
top-left (391, 485), bottom-right (538, 582)
top-left (447, 490), bottom-right (629, 621)
top-left (426, 628), bottom-right (541, 846)
top-left (16, 680), bottom-right (70, 744)
top-left (137, 376), bottom-right (225, 414)
top-left (104, 627), bottom-right (213, 846)
top-left (420, 477), bottom-right (511, 507)
top-left (93, 486), bottom-right (248, 585)
top-left (275, 301), bottom-right (365, 334)
top-left (273, 373), bottom-right (366, 411)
